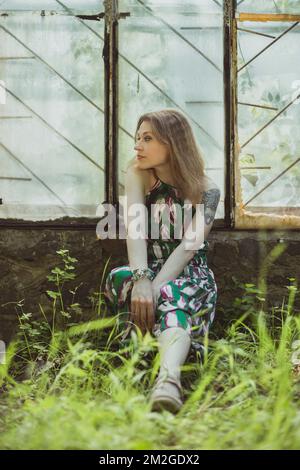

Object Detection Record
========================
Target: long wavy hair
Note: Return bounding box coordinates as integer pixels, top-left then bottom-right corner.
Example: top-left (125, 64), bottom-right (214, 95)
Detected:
top-left (127, 108), bottom-right (209, 205)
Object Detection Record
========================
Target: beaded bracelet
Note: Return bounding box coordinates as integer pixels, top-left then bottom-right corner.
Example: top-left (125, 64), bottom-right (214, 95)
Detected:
top-left (131, 268), bottom-right (155, 282)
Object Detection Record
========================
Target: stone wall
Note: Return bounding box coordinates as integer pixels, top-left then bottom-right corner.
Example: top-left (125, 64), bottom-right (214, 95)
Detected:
top-left (1, 228), bottom-right (300, 343)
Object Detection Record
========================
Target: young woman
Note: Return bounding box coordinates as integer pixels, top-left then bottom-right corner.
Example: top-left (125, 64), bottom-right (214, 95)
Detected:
top-left (104, 108), bottom-right (220, 413)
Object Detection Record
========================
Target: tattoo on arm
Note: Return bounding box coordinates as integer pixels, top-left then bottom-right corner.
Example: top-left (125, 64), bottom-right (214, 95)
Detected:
top-left (201, 188), bottom-right (220, 225)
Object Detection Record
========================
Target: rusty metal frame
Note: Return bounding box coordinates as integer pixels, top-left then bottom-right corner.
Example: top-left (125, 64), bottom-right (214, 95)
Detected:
top-left (103, 0), bottom-right (119, 206)
top-left (236, 27), bottom-right (276, 39)
top-left (128, 0), bottom-right (223, 151)
top-left (0, 0), bottom-right (231, 229)
top-left (223, 0), bottom-right (236, 228)
top-left (238, 101), bottom-right (278, 111)
top-left (238, 13), bottom-right (300, 22)
top-left (70, 0), bottom-right (223, 154)
top-left (211, 0), bottom-right (223, 8)
top-left (0, 1), bottom-right (111, 228)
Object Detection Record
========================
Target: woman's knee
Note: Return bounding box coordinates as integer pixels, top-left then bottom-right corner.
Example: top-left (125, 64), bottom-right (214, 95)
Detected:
top-left (106, 266), bottom-right (131, 287)
top-left (104, 266), bottom-right (133, 305)
top-left (159, 309), bottom-right (191, 333)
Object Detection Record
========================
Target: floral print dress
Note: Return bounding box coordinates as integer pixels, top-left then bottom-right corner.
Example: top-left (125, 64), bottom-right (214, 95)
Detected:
top-left (103, 176), bottom-right (218, 357)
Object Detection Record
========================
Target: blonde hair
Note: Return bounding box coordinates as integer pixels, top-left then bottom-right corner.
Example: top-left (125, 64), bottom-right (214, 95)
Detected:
top-left (127, 108), bottom-right (209, 205)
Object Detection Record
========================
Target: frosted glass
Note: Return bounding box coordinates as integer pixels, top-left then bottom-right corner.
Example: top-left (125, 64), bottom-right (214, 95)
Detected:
top-left (237, 0), bottom-right (300, 14)
top-left (0, 4), bottom-right (104, 221)
top-left (237, 20), bottom-right (300, 210)
top-left (118, 0), bottom-right (225, 220)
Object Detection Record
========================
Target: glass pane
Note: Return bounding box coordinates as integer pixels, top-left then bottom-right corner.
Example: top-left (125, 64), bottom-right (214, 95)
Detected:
top-left (237, 19), bottom-right (300, 219)
top-left (118, 0), bottom-right (225, 220)
top-left (237, 0), bottom-right (300, 14)
top-left (0, 1), bottom-right (104, 221)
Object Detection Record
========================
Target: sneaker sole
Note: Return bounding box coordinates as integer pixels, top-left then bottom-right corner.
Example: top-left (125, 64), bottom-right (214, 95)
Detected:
top-left (150, 395), bottom-right (183, 414)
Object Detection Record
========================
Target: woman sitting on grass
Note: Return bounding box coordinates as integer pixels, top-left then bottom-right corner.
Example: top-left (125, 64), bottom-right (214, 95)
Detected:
top-left (104, 108), bottom-right (220, 413)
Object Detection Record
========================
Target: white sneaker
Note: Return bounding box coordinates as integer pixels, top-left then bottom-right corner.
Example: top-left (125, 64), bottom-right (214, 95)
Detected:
top-left (150, 374), bottom-right (183, 414)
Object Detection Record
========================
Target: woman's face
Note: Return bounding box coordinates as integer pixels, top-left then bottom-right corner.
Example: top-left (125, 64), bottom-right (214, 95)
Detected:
top-left (133, 120), bottom-right (170, 170)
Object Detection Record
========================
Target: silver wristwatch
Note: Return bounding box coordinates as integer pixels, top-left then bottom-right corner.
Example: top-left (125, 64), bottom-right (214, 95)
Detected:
top-left (131, 268), bottom-right (155, 282)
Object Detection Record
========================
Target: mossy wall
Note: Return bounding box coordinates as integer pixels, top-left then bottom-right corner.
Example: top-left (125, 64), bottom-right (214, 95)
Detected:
top-left (1, 229), bottom-right (299, 343)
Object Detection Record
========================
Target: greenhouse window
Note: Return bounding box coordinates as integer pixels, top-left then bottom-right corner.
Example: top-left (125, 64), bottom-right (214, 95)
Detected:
top-left (234, 0), bottom-right (300, 228)
top-left (0, 1), bottom-right (299, 229)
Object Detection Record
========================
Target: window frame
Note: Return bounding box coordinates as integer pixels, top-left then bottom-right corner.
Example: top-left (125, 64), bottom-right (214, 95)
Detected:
top-left (3, 1), bottom-right (297, 231)
top-left (231, 1), bottom-right (300, 229)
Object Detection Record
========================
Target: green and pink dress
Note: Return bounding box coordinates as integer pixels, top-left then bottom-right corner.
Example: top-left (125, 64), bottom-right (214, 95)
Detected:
top-left (103, 176), bottom-right (218, 357)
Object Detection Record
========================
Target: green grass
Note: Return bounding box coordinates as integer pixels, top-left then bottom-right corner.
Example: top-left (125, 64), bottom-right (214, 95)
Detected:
top-left (0, 249), bottom-right (300, 450)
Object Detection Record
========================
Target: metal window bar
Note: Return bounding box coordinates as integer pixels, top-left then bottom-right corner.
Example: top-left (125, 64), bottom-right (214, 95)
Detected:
top-left (4, 0), bottom-right (223, 175)
top-left (237, 13), bottom-right (300, 22)
top-left (235, 9), bottom-right (300, 217)
top-left (2, 83), bottom-right (105, 172)
top-left (237, 27), bottom-right (276, 39)
top-left (61, 0), bottom-right (224, 164)
top-left (238, 21), bottom-right (299, 73)
top-left (0, 0), bottom-right (227, 227)
top-left (223, 0), bottom-right (236, 228)
top-left (0, 56), bottom-right (35, 59)
top-left (243, 158), bottom-right (300, 208)
top-left (0, 115), bottom-right (32, 118)
top-left (240, 91), bottom-right (300, 149)
top-left (0, 142), bottom-right (72, 214)
top-left (211, 0), bottom-right (223, 9)
top-left (0, 176), bottom-right (32, 180)
top-left (72, 0), bottom-right (224, 154)
top-left (238, 101), bottom-right (278, 111)
top-left (0, 25), bottom-right (104, 113)
top-left (137, 0), bottom-right (222, 73)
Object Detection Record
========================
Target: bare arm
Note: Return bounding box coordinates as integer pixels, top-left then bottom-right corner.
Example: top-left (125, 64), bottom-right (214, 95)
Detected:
top-left (125, 165), bottom-right (148, 270)
top-left (124, 164), bottom-right (154, 333)
top-left (152, 242), bottom-right (196, 287)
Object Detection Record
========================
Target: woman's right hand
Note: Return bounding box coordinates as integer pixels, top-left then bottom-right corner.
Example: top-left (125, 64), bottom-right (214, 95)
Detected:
top-left (130, 278), bottom-right (155, 335)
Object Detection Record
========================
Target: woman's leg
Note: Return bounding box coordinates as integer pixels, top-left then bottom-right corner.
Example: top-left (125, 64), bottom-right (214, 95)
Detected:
top-left (157, 325), bottom-right (191, 382)
top-left (150, 316), bottom-right (191, 413)
top-left (154, 285), bottom-right (193, 381)
top-left (103, 266), bottom-right (134, 339)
